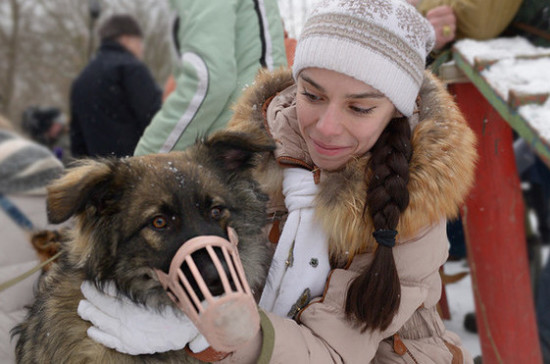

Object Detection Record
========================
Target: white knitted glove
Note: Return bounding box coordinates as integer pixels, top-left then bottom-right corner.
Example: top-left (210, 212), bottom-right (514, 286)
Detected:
top-left (78, 281), bottom-right (209, 355)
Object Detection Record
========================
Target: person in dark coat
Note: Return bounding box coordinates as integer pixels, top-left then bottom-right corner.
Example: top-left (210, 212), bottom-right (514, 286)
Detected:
top-left (69, 14), bottom-right (162, 158)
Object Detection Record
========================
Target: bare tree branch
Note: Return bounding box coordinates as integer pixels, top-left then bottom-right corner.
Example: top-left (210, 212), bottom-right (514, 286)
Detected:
top-left (1, 0), bottom-right (21, 116)
top-left (0, 0), bottom-right (173, 127)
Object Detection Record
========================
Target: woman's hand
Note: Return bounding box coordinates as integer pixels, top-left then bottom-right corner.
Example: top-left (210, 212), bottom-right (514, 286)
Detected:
top-left (77, 281), bottom-right (209, 355)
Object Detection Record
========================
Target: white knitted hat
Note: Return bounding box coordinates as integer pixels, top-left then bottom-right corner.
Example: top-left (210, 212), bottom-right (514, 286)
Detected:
top-left (293, 0), bottom-right (435, 116)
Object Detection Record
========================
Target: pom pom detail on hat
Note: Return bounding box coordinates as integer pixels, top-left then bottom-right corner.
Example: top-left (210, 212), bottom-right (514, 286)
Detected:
top-left (292, 0), bottom-right (435, 116)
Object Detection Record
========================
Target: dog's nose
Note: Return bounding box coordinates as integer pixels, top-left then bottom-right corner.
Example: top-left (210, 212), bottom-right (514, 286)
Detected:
top-left (181, 247), bottom-right (236, 300)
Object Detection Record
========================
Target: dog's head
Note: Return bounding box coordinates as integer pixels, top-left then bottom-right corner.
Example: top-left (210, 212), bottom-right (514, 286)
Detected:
top-left (47, 131), bottom-right (275, 308)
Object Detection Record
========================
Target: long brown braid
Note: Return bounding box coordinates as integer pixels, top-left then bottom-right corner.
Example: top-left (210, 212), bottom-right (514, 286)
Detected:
top-left (345, 115), bottom-right (412, 332)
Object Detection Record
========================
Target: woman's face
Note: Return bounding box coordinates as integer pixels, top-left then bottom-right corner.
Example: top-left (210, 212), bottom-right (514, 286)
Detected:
top-left (296, 68), bottom-right (398, 171)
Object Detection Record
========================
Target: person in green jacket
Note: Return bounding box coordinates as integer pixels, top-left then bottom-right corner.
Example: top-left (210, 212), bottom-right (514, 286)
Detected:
top-left (134, 0), bottom-right (287, 155)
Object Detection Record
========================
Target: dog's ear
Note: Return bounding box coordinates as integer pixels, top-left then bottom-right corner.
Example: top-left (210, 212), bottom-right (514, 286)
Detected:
top-left (204, 131), bottom-right (276, 172)
top-left (46, 159), bottom-right (117, 224)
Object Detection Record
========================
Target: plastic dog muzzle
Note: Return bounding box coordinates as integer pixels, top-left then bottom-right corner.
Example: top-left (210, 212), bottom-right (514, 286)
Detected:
top-left (154, 228), bottom-right (259, 352)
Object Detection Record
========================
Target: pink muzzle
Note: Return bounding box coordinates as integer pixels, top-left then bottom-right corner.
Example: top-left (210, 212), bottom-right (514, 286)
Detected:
top-left (154, 227), bottom-right (259, 352)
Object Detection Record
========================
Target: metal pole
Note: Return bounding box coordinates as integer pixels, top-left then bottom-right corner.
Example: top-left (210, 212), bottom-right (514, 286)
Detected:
top-left (450, 82), bottom-right (543, 364)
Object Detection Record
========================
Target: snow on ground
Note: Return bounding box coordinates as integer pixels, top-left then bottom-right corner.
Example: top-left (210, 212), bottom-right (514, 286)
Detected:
top-left (443, 257), bottom-right (481, 358)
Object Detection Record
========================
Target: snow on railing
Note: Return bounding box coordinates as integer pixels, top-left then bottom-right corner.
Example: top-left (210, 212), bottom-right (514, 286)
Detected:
top-left (454, 37), bottom-right (550, 143)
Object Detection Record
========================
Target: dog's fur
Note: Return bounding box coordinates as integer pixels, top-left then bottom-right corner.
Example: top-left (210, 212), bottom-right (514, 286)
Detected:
top-left (13, 132), bottom-right (275, 363)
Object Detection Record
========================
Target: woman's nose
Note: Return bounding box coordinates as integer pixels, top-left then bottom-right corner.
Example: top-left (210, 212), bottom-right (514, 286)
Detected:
top-left (316, 104), bottom-right (343, 136)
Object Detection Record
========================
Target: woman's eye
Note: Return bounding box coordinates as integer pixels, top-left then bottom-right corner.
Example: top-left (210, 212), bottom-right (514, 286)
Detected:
top-left (300, 90), bottom-right (321, 102)
top-left (210, 207), bottom-right (223, 220)
top-left (151, 216), bottom-right (168, 229)
top-left (350, 105), bottom-right (374, 115)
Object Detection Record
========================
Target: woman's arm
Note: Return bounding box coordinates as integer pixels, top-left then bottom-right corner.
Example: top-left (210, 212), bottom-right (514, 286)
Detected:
top-left (219, 220), bottom-right (448, 363)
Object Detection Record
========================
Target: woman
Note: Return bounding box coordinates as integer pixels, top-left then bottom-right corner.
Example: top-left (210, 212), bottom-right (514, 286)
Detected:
top-left (79, 0), bottom-right (477, 362)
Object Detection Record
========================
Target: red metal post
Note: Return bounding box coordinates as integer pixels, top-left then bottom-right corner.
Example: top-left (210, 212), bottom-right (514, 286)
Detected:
top-left (449, 82), bottom-right (542, 364)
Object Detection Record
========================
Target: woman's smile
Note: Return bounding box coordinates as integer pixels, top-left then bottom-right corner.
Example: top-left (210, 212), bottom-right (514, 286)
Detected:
top-left (311, 138), bottom-right (350, 156)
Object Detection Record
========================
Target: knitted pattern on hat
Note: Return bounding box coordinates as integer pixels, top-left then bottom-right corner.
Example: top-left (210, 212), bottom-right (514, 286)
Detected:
top-left (293, 0), bottom-right (435, 116)
top-left (0, 130), bottom-right (63, 194)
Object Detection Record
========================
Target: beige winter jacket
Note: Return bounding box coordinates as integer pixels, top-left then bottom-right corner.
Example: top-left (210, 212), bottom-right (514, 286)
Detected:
top-left (217, 68), bottom-right (477, 363)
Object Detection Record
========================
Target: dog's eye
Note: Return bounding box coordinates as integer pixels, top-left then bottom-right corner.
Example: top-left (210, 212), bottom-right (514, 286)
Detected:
top-left (151, 216), bottom-right (168, 229)
top-left (210, 207), bottom-right (223, 220)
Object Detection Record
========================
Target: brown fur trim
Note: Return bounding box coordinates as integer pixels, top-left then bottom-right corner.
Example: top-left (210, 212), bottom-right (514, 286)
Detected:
top-left (227, 67), bottom-right (294, 145)
top-left (227, 67), bottom-right (294, 210)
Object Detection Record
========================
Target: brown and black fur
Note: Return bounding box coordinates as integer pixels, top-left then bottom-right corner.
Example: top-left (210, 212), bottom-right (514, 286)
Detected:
top-left (13, 131), bottom-right (275, 363)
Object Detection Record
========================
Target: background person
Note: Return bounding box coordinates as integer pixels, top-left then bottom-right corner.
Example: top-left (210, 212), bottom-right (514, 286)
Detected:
top-left (78, 0), bottom-right (478, 362)
top-left (70, 14), bottom-right (161, 158)
top-left (407, 0), bottom-right (457, 51)
top-left (21, 106), bottom-right (70, 164)
top-left (133, 0), bottom-right (287, 155)
top-left (414, 0), bottom-right (523, 42)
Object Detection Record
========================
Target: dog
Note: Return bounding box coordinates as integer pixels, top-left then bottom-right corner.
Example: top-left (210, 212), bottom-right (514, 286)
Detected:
top-left (13, 131), bottom-right (275, 363)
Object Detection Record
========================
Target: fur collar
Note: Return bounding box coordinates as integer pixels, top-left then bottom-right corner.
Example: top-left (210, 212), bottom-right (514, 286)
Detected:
top-left (227, 68), bottom-right (477, 258)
